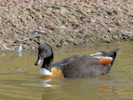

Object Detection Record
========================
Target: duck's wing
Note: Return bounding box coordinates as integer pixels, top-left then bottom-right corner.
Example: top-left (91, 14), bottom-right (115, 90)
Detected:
top-left (89, 48), bottom-right (119, 73)
top-left (53, 55), bottom-right (81, 67)
top-left (53, 55), bottom-right (112, 78)
top-left (53, 48), bottom-right (119, 78)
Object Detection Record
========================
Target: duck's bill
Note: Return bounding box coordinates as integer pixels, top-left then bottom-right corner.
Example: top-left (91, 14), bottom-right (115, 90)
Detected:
top-left (35, 57), bottom-right (43, 66)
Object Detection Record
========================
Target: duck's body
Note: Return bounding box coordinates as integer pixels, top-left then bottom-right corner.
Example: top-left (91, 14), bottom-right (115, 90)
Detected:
top-left (35, 43), bottom-right (119, 78)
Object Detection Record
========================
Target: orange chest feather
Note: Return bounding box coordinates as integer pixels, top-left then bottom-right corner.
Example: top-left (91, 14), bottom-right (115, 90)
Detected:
top-left (51, 68), bottom-right (64, 78)
top-left (40, 68), bottom-right (64, 79)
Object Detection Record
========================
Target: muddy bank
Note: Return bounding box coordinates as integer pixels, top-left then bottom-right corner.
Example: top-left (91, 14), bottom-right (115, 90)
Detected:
top-left (0, 0), bottom-right (133, 51)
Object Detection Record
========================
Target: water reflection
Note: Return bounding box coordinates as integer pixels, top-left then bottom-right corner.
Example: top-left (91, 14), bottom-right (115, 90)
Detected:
top-left (40, 79), bottom-right (52, 87)
top-left (41, 78), bottom-right (113, 100)
top-left (41, 78), bottom-right (133, 100)
top-left (18, 52), bottom-right (23, 57)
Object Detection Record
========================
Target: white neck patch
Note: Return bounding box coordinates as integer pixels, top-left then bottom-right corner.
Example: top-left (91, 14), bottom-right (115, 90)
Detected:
top-left (39, 68), bottom-right (52, 75)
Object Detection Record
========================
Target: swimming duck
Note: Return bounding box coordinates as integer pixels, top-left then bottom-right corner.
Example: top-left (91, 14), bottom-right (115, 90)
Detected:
top-left (35, 43), bottom-right (119, 78)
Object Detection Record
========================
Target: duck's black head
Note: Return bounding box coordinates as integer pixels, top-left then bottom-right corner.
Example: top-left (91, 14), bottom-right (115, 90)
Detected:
top-left (35, 43), bottom-right (54, 69)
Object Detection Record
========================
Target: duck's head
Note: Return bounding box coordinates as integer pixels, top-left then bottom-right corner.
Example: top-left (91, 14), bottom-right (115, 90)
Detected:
top-left (35, 43), bottom-right (54, 69)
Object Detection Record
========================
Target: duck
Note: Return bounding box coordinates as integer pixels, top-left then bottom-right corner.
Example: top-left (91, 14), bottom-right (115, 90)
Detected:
top-left (35, 43), bottom-right (119, 79)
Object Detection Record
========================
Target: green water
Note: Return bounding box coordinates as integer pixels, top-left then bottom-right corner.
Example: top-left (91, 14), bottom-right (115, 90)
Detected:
top-left (0, 41), bottom-right (133, 100)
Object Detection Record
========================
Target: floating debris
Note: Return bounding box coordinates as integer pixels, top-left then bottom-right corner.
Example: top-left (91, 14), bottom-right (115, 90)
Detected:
top-left (18, 44), bottom-right (23, 53)
top-left (2, 44), bottom-right (15, 51)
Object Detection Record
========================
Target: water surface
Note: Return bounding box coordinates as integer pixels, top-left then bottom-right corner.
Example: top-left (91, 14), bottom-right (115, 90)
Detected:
top-left (0, 41), bottom-right (133, 100)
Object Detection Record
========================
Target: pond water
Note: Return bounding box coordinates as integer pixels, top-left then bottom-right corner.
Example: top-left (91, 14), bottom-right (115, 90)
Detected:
top-left (0, 41), bottom-right (133, 100)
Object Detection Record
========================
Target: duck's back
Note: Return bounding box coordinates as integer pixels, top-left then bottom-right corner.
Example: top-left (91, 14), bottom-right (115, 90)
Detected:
top-left (53, 55), bottom-right (109, 78)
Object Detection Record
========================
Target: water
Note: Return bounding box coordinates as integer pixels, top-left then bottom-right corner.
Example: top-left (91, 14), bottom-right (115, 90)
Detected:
top-left (0, 41), bottom-right (133, 100)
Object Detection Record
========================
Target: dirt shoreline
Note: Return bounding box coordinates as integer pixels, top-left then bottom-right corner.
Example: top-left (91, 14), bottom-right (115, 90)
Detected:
top-left (0, 0), bottom-right (133, 51)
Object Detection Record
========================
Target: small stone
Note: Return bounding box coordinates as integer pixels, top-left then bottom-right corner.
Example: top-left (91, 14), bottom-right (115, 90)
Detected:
top-left (113, 10), bottom-right (118, 15)
top-left (107, 27), bottom-right (116, 34)
top-left (90, 18), bottom-right (96, 23)
top-left (113, 35), bottom-right (119, 40)
top-left (106, 11), bottom-right (112, 16)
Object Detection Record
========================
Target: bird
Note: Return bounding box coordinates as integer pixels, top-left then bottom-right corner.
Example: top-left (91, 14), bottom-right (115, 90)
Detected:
top-left (35, 43), bottom-right (119, 79)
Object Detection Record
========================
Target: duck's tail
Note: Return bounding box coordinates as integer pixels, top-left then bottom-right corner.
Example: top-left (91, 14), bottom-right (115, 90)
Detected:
top-left (107, 48), bottom-right (120, 71)
top-left (108, 48), bottom-right (120, 61)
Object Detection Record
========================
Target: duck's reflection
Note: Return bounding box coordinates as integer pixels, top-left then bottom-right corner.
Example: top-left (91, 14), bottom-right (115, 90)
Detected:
top-left (40, 77), bottom-right (114, 100)
top-left (40, 79), bottom-right (52, 87)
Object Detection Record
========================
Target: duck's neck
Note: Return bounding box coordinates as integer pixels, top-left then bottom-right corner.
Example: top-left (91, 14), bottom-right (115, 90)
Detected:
top-left (41, 53), bottom-right (54, 70)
